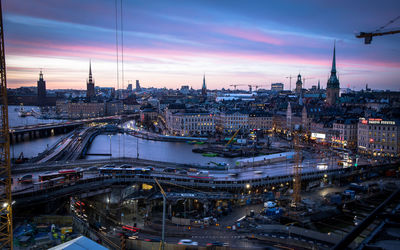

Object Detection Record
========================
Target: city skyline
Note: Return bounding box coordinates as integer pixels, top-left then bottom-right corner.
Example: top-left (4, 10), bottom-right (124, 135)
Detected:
top-left (4, 0), bottom-right (400, 90)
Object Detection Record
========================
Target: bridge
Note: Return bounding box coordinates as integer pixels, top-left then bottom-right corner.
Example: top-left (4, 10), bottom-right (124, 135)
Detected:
top-left (11, 162), bottom-right (397, 207)
top-left (9, 114), bottom-right (137, 143)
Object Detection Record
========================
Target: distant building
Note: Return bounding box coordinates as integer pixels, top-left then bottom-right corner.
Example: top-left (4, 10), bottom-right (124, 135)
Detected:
top-left (216, 111), bottom-right (248, 134)
top-left (326, 43), bottom-right (340, 105)
top-left (180, 85), bottom-right (190, 95)
top-left (358, 118), bottom-right (400, 157)
top-left (295, 74), bottom-right (303, 94)
top-left (86, 61), bottom-right (95, 99)
top-left (106, 100), bottom-right (123, 116)
top-left (127, 83), bottom-right (132, 91)
top-left (166, 110), bottom-right (215, 136)
top-left (37, 70), bottom-right (46, 105)
top-left (202, 74), bottom-right (207, 96)
top-left (271, 83), bottom-right (284, 92)
top-left (136, 80), bottom-right (141, 92)
top-left (248, 111), bottom-right (273, 132)
top-left (56, 100), bottom-right (105, 119)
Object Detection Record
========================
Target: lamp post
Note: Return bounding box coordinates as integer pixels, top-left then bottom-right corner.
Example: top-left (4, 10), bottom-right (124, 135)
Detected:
top-left (108, 134), bottom-right (112, 160)
top-left (136, 137), bottom-right (139, 159)
top-left (154, 178), bottom-right (166, 250)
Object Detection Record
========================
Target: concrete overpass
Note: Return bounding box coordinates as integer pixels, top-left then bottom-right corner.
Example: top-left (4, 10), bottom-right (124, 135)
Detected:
top-left (9, 114), bottom-right (137, 143)
top-left (11, 163), bottom-right (397, 207)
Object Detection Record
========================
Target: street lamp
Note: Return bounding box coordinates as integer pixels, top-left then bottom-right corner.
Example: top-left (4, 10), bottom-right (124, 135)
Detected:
top-left (154, 178), bottom-right (166, 250)
top-left (108, 134), bottom-right (112, 160)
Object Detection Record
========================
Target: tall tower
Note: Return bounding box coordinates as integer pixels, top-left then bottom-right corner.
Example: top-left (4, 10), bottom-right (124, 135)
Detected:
top-left (86, 60), bottom-right (95, 100)
top-left (295, 74), bottom-right (302, 94)
top-left (326, 43), bottom-right (340, 105)
top-left (135, 80), bottom-right (141, 92)
top-left (37, 70), bottom-right (46, 105)
top-left (202, 74), bottom-right (207, 96)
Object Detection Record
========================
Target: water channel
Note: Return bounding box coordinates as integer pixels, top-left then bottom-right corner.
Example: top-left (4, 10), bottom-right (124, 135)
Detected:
top-left (9, 105), bottom-right (240, 165)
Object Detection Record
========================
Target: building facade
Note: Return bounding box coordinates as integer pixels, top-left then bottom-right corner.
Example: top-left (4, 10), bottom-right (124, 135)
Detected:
top-left (166, 110), bottom-right (215, 136)
top-left (216, 111), bottom-right (249, 134)
top-left (358, 118), bottom-right (400, 157)
top-left (248, 111), bottom-right (273, 132)
top-left (332, 119), bottom-right (358, 149)
top-left (271, 83), bottom-right (284, 92)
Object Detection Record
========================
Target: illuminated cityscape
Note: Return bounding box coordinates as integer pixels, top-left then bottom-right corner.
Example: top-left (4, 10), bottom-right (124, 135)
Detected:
top-left (1, 0), bottom-right (400, 249)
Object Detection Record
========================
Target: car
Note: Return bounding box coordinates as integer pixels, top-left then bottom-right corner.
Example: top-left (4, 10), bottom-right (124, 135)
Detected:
top-left (103, 164), bottom-right (115, 168)
top-left (228, 173), bottom-right (239, 178)
top-left (18, 174), bottom-right (33, 184)
top-left (206, 242), bottom-right (224, 247)
top-left (178, 239), bottom-right (198, 246)
top-left (163, 168), bottom-right (176, 173)
top-left (144, 238), bottom-right (160, 242)
top-left (178, 170), bottom-right (188, 175)
top-left (87, 166), bottom-right (98, 172)
top-left (120, 164), bottom-right (133, 169)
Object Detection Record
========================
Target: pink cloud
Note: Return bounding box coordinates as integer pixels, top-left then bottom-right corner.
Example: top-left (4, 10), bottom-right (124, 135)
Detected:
top-left (213, 26), bottom-right (284, 46)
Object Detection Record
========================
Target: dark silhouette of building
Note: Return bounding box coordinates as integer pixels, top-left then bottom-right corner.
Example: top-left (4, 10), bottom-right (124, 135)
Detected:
top-left (202, 74), bottom-right (207, 96)
top-left (37, 70), bottom-right (46, 105)
top-left (326, 43), bottom-right (340, 105)
top-left (86, 61), bottom-right (95, 99)
top-left (135, 80), bottom-right (141, 92)
top-left (295, 74), bottom-right (303, 94)
top-left (127, 83), bottom-right (132, 91)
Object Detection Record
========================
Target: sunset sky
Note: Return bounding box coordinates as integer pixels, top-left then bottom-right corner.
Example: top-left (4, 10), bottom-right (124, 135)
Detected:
top-left (3, 0), bottom-right (400, 90)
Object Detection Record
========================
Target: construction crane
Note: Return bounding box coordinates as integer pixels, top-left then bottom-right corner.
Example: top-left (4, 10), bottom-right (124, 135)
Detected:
top-left (250, 84), bottom-right (268, 91)
top-left (286, 75), bottom-right (294, 91)
top-left (292, 132), bottom-right (302, 206)
top-left (356, 15), bottom-right (400, 44)
top-left (229, 84), bottom-right (247, 90)
top-left (0, 0), bottom-right (13, 248)
top-left (225, 126), bottom-right (242, 147)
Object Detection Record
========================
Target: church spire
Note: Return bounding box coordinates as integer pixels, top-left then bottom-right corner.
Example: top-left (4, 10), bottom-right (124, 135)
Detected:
top-left (331, 41), bottom-right (336, 74)
top-left (88, 60), bottom-right (94, 84)
top-left (202, 73), bottom-right (207, 96)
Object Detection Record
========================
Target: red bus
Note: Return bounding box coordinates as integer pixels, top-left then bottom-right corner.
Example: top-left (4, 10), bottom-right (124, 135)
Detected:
top-left (39, 169), bottom-right (83, 182)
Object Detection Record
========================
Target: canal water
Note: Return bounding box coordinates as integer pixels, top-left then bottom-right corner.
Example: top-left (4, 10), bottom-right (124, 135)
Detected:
top-left (9, 105), bottom-right (64, 127)
top-left (86, 134), bottom-right (238, 166)
top-left (9, 105), bottom-right (239, 165)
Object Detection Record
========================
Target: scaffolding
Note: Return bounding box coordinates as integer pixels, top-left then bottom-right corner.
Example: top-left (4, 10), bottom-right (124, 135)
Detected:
top-left (0, 0), bottom-right (13, 248)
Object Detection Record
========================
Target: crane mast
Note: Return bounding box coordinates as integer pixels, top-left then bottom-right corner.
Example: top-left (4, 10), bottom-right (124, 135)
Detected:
top-left (0, 0), bottom-right (13, 248)
top-left (292, 132), bottom-right (302, 206)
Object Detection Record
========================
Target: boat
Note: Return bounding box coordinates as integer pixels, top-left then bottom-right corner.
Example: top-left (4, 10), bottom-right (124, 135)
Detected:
top-left (202, 153), bottom-right (218, 157)
top-left (195, 141), bottom-right (205, 145)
